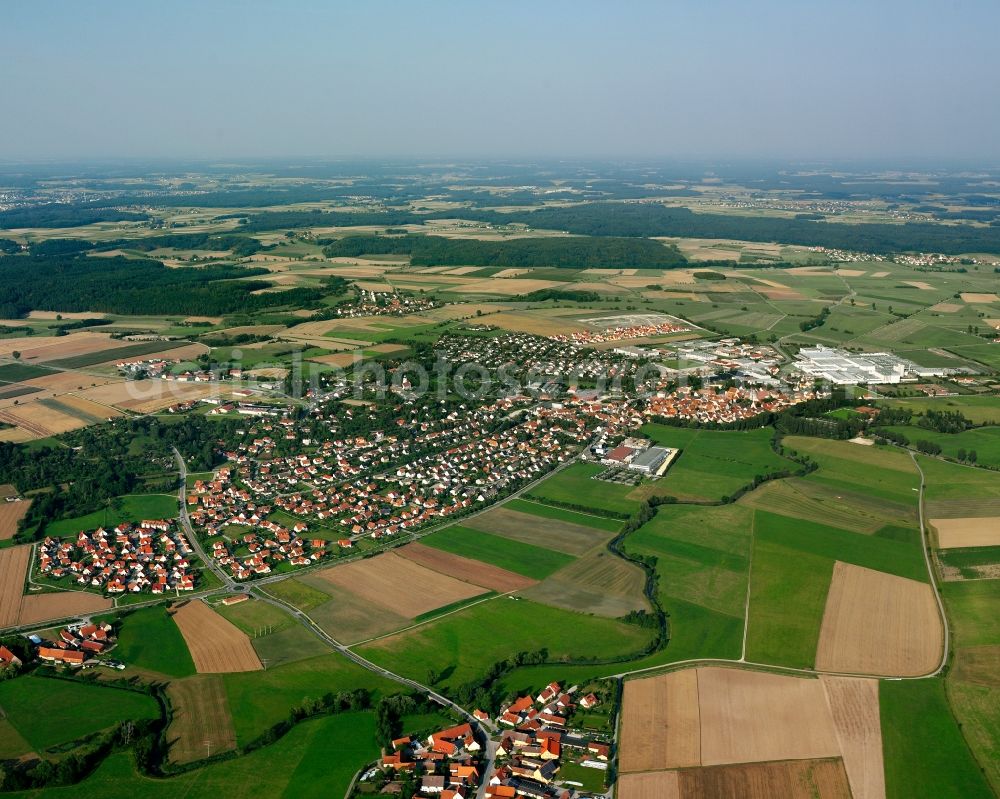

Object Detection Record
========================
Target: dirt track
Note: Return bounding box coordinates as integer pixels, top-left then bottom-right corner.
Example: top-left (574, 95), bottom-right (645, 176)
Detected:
top-left (171, 601), bottom-right (262, 673)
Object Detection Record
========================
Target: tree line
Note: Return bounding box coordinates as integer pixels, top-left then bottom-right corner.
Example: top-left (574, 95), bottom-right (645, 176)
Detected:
top-left (0, 254), bottom-right (325, 318)
top-left (320, 233), bottom-right (686, 268)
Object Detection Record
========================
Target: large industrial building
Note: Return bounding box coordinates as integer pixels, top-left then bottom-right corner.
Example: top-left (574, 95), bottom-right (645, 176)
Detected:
top-left (794, 345), bottom-right (949, 385)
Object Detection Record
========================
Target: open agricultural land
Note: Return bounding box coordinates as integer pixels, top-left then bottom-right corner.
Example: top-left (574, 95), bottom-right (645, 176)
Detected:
top-left (1, 160), bottom-right (999, 798)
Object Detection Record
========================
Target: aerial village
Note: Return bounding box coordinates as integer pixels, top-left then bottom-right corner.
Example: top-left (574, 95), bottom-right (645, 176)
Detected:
top-left (367, 682), bottom-right (611, 799)
top-left (35, 519), bottom-right (197, 595)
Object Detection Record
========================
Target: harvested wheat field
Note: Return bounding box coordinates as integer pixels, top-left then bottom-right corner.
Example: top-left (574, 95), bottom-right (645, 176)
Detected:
top-left (484, 311), bottom-right (587, 337)
top-left (521, 549), bottom-right (649, 617)
top-left (105, 343), bottom-right (208, 365)
top-left (166, 675), bottom-right (237, 764)
top-left (311, 551), bottom-right (486, 618)
top-left (18, 591), bottom-right (112, 626)
top-left (962, 292), bottom-right (1000, 303)
top-left (398, 542), bottom-right (536, 593)
top-left (930, 302), bottom-right (963, 313)
top-left (458, 278), bottom-right (565, 295)
top-left (493, 268), bottom-right (529, 278)
top-left (76, 380), bottom-right (221, 413)
top-left (171, 600), bottom-right (263, 673)
top-left (815, 562), bottom-right (942, 676)
top-left (642, 759), bottom-right (852, 799)
top-left (464, 506), bottom-right (610, 555)
top-left (0, 546), bottom-right (30, 628)
top-left (0, 402), bottom-right (89, 437)
top-left (28, 310), bottom-right (107, 321)
top-left (697, 667), bottom-right (841, 765)
top-left (23, 372), bottom-right (121, 392)
top-left (0, 500), bottom-right (30, 541)
top-left (620, 668), bottom-right (701, 772)
top-left (1, 332), bottom-right (119, 362)
top-left (308, 352), bottom-right (364, 368)
top-left (617, 771), bottom-right (681, 799)
top-left (932, 517), bottom-right (1000, 548)
top-left (0, 427), bottom-right (35, 443)
top-left (820, 676), bottom-right (885, 799)
top-left (621, 667), bottom-right (844, 775)
top-left (51, 394), bottom-right (125, 421)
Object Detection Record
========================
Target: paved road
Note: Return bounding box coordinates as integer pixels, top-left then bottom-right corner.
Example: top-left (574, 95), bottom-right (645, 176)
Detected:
top-left (173, 448), bottom-right (238, 590)
top-left (251, 584), bottom-right (495, 733)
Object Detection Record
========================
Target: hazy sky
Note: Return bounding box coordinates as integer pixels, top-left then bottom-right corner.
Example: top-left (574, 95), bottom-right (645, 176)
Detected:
top-left (4, 0), bottom-right (999, 162)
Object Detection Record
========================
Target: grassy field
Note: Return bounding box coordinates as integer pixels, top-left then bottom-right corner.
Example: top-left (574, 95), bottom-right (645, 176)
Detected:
top-left (526, 463), bottom-right (639, 516)
top-left (114, 606), bottom-right (196, 678)
top-left (877, 424), bottom-right (1000, 468)
top-left (636, 425), bottom-right (793, 502)
top-left (214, 597), bottom-right (294, 636)
top-left (881, 678), bottom-right (993, 799)
top-left (421, 525), bottom-right (575, 580)
top-left (878, 395), bottom-right (1000, 426)
top-left (356, 597), bottom-right (653, 692)
top-left (627, 503), bottom-right (751, 618)
top-left (942, 580), bottom-right (1000, 649)
top-left (753, 510), bottom-right (928, 582)
top-left (249, 623), bottom-right (332, 669)
top-left (0, 675), bottom-right (159, 753)
top-left (44, 493), bottom-right (178, 536)
top-left (781, 436), bottom-right (920, 504)
top-left (5, 711), bottom-right (380, 799)
top-left (261, 577), bottom-right (332, 611)
top-left (222, 653), bottom-right (398, 745)
top-left (745, 538), bottom-right (833, 668)
top-left (504, 498), bottom-right (623, 532)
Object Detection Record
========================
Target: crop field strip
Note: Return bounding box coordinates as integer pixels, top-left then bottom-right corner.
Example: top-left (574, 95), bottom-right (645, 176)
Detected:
top-left (308, 551), bottom-right (489, 619)
top-left (463, 504), bottom-right (615, 555)
top-left (166, 675), bottom-right (238, 764)
top-left (171, 600), bottom-right (263, 674)
top-left (618, 667), bottom-right (882, 799)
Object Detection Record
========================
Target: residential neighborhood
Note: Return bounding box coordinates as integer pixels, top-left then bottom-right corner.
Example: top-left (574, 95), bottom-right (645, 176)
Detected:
top-left (36, 520), bottom-right (197, 595)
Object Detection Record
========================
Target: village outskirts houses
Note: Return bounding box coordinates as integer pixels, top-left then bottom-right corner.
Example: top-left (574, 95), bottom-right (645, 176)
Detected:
top-left (36, 520), bottom-right (196, 595)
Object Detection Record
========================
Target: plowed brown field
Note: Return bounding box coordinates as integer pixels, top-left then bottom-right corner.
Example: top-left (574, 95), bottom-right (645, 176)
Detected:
top-left (17, 592), bottom-right (111, 626)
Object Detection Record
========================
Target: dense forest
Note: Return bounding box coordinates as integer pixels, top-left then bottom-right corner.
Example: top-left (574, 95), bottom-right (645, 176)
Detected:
top-left (0, 254), bottom-right (324, 317)
top-left (239, 202), bottom-right (1000, 254)
top-left (238, 209), bottom-right (427, 232)
top-left (0, 206), bottom-right (148, 229)
top-left (452, 203), bottom-right (1000, 255)
top-left (321, 233), bottom-right (686, 267)
top-left (95, 232), bottom-right (265, 256)
top-left (0, 416), bottom-right (240, 540)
